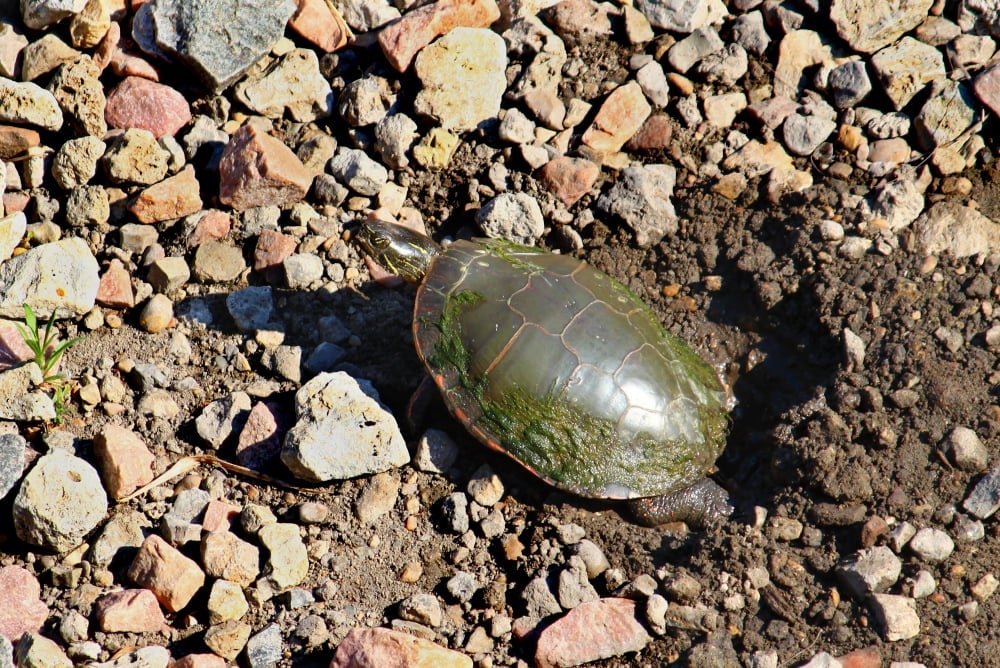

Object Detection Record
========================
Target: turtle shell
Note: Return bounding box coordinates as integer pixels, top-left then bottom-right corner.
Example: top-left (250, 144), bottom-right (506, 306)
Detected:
top-left (413, 238), bottom-right (729, 500)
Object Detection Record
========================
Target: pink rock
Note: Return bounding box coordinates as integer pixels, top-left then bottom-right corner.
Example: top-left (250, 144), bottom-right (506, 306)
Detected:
top-left (236, 401), bottom-right (282, 469)
top-left (93, 20), bottom-right (120, 71)
top-left (128, 534), bottom-right (205, 612)
top-left (0, 566), bottom-right (49, 642)
top-left (253, 229), bottom-right (297, 272)
top-left (534, 598), bottom-right (650, 668)
top-left (972, 62), bottom-right (1000, 118)
top-left (129, 165), bottom-right (203, 224)
top-left (96, 258), bottom-right (136, 309)
top-left (581, 81), bottom-right (651, 154)
top-left (625, 113), bottom-right (674, 152)
top-left (93, 424), bottom-right (155, 499)
top-left (106, 76), bottom-right (187, 136)
top-left (218, 125), bottom-right (313, 211)
top-left (746, 95), bottom-right (799, 129)
top-left (202, 500), bottom-right (240, 533)
top-left (0, 321), bottom-right (32, 371)
top-left (171, 654), bottom-right (226, 668)
top-left (536, 156), bottom-right (599, 207)
top-left (837, 645), bottom-right (881, 668)
top-left (289, 0), bottom-right (350, 53)
top-left (330, 627), bottom-right (472, 668)
top-left (378, 0), bottom-right (501, 72)
top-left (95, 589), bottom-right (167, 633)
top-left (110, 49), bottom-right (161, 81)
top-left (186, 210), bottom-right (231, 248)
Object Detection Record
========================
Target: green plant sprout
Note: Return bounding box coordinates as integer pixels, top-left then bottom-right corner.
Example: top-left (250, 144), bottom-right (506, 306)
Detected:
top-left (15, 303), bottom-right (83, 382)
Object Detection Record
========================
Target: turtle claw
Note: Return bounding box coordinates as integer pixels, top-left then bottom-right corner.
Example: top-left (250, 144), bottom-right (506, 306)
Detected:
top-left (626, 478), bottom-right (733, 530)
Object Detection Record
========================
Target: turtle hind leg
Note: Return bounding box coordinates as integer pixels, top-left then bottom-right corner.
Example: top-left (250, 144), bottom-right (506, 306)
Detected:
top-left (626, 478), bottom-right (733, 530)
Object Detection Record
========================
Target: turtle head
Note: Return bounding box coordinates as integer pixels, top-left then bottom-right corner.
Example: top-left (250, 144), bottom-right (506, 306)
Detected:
top-left (353, 219), bottom-right (441, 283)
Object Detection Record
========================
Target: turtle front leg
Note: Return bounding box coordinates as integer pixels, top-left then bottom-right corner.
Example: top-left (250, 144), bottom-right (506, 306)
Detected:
top-left (626, 478), bottom-right (733, 529)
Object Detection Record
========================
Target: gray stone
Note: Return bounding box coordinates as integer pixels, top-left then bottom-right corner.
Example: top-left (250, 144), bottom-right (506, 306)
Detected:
top-left (51, 136), bottom-right (106, 190)
top-left (303, 342), bottom-right (346, 375)
top-left (863, 173), bottom-right (925, 231)
top-left (133, 0), bottom-right (296, 93)
top-left (913, 80), bottom-right (977, 150)
top-left (869, 594), bottom-right (920, 641)
top-left (89, 509), bottom-right (148, 566)
top-left (0, 432), bottom-right (25, 501)
top-left (730, 11), bottom-right (770, 56)
top-left (192, 241), bottom-right (247, 283)
top-left (573, 539), bottom-right (611, 579)
top-left (911, 569), bottom-right (936, 598)
top-left (828, 60), bottom-right (872, 108)
top-left (523, 575), bottom-right (562, 618)
top-left (353, 471), bottom-right (399, 523)
top-left (413, 428), bottom-right (460, 474)
top-left (246, 623), bottom-right (282, 668)
top-left (170, 488), bottom-right (211, 522)
top-left (830, 0), bottom-right (934, 53)
top-left (440, 492), bottom-right (470, 534)
top-left (782, 112), bottom-right (836, 156)
top-left (446, 571), bottom-right (479, 603)
top-left (635, 0), bottom-right (726, 33)
top-left (226, 286), bottom-right (280, 333)
top-left (940, 427), bottom-right (988, 472)
top-left (597, 163), bottom-right (677, 247)
top-left (557, 556), bottom-right (599, 609)
top-left (338, 77), bottom-right (390, 127)
top-left (234, 49), bottom-right (333, 122)
top-left (13, 449), bottom-right (108, 552)
top-left (836, 546), bottom-right (902, 599)
top-left (908, 527), bottom-right (955, 563)
top-left (0, 77), bottom-right (63, 130)
top-left (636, 60), bottom-right (670, 108)
top-left (694, 43), bottom-right (748, 86)
top-left (196, 391), bottom-right (252, 449)
top-left (498, 107), bottom-right (536, 144)
top-left (870, 36), bottom-right (946, 110)
top-left (476, 192), bottom-right (544, 245)
top-left (0, 237), bottom-right (98, 318)
top-left (339, 0), bottom-right (399, 31)
top-left (328, 148), bottom-right (388, 197)
top-left (283, 253), bottom-right (324, 289)
top-left (374, 113), bottom-right (418, 169)
top-left (666, 26), bottom-right (723, 73)
top-left (280, 372), bottom-right (408, 482)
top-left (64, 185), bottom-right (109, 228)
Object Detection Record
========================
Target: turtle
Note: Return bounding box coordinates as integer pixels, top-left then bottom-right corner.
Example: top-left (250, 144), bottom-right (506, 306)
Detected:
top-left (354, 219), bottom-right (733, 527)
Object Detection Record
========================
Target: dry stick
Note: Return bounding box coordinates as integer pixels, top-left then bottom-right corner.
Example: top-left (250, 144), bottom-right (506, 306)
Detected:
top-left (118, 454), bottom-right (323, 503)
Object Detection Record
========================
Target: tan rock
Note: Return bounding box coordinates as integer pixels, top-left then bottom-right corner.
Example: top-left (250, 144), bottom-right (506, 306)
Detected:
top-left (289, 0), bottom-right (351, 52)
top-left (129, 166), bottom-right (203, 224)
top-left (378, 0), bottom-right (501, 72)
top-left (93, 425), bottom-right (154, 499)
top-left (581, 81), bottom-right (651, 153)
top-left (128, 534), bottom-right (205, 612)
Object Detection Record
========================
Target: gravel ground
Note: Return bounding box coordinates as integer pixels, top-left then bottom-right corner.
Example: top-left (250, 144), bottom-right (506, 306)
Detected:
top-left (2, 1), bottom-right (1000, 667)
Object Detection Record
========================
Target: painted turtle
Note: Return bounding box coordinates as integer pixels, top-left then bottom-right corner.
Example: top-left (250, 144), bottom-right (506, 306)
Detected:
top-left (354, 219), bottom-right (732, 527)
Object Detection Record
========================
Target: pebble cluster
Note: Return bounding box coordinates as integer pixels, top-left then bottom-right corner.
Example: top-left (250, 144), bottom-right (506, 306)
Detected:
top-left (1, 0), bottom-right (1000, 666)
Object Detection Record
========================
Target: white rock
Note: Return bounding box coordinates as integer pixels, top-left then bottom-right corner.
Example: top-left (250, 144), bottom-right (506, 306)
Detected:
top-left (476, 192), bottom-right (544, 244)
top-left (908, 527), bottom-right (955, 563)
top-left (913, 200), bottom-right (1000, 258)
top-left (234, 48), bottom-right (333, 122)
top-left (836, 545), bottom-right (902, 599)
top-left (870, 594), bottom-right (920, 641)
top-left (0, 237), bottom-right (99, 318)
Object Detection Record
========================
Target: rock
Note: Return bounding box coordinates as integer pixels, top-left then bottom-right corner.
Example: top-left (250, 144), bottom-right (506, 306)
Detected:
top-left (828, 60), bottom-right (872, 108)
top-left (21, 34), bottom-right (79, 82)
top-left (666, 27), bottom-right (723, 73)
top-left (830, 0), bottom-right (934, 53)
top-left (557, 556), bottom-right (599, 609)
top-left (192, 240), bottom-right (248, 283)
top-left (634, 0), bottom-right (726, 33)
top-left (836, 546), bottom-right (902, 599)
top-left (581, 81), bottom-right (651, 154)
top-left (730, 11), bottom-right (770, 57)
top-left (69, 0), bottom-right (111, 49)
top-left (782, 112), bottom-right (836, 156)
top-left (105, 77), bottom-right (191, 137)
top-left (467, 464), bottom-right (504, 507)
top-left (940, 427), bottom-right (988, 472)
top-left (476, 192), bottom-right (544, 244)
top-left (703, 92), bottom-right (747, 129)
top-left (253, 229), bottom-right (297, 274)
top-left (288, 0), bottom-right (351, 53)
top-left (258, 523), bottom-right (308, 588)
top-left (774, 30), bottom-right (835, 98)
top-left (128, 534), bottom-right (206, 612)
top-left (207, 580), bottom-right (249, 624)
top-left (138, 294), bottom-right (174, 333)
top-left (498, 107), bottom-right (536, 144)
top-left (226, 286), bottom-right (279, 333)
top-left (280, 372), bottom-right (408, 482)
top-left (218, 124), bottom-right (313, 211)
top-left (597, 163), bottom-right (677, 247)
top-left (413, 428), bottom-right (459, 474)
top-left (863, 175), bottom-right (924, 231)
top-left (283, 254), bottom-right (324, 289)
top-left (0, 432), bottom-right (25, 501)
top-left (93, 425), bottom-right (156, 500)
top-left (869, 594), bottom-right (920, 641)
top-left (0, 78), bottom-right (63, 131)
top-left (537, 157), bottom-right (599, 207)
top-left (134, 0), bottom-right (296, 93)
top-left (912, 201), bottom-right (1000, 258)
top-left (172, 655), bottom-right (226, 668)
top-left (329, 149), bottom-right (388, 197)
top-left (201, 531), bottom-right (261, 586)
top-left (0, 125), bottom-right (40, 160)
top-left (535, 598), bottom-right (651, 668)
top-left (147, 257), bottom-right (191, 293)
top-left (95, 589), bottom-right (166, 633)
top-left (330, 627), bottom-right (472, 667)
top-left (234, 49), bottom-right (333, 122)
top-left (694, 43), bottom-right (748, 86)
top-left (203, 621), bottom-right (252, 661)
top-left (446, 571), bottom-right (479, 603)
top-left (338, 77), bottom-right (391, 127)
top-left (377, 0), bottom-right (501, 72)
top-left (0, 566), bottom-right (48, 642)
top-left (870, 37), bottom-right (946, 110)
top-left (14, 632), bottom-right (71, 668)
top-left (51, 136), bottom-right (105, 190)
top-left (412, 127), bottom-right (460, 170)
top-left (868, 137), bottom-right (910, 164)
top-left (413, 27), bottom-right (506, 132)
top-left (13, 449), bottom-right (108, 552)
top-left (540, 0), bottom-right (612, 46)
top-left (354, 471), bottom-right (400, 523)
top-left (246, 623), bottom-right (282, 668)
top-left (439, 492), bottom-right (470, 534)
top-left (20, 0), bottom-right (88, 30)
top-left (196, 391), bottom-right (252, 449)
top-left (973, 62), bottom-right (1000, 118)
top-left (130, 166), bottom-right (203, 224)
top-left (908, 528), bottom-right (954, 563)
top-left (0, 364), bottom-right (54, 422)
top-left (399, 593), bottom-right (443, 628)
top-left (47, 56), bottom-right (106, 137)
top-left (913, 80), bottom-right (977, 150)
top-left (374, 114), bottom-right (419, 169)
top-left (103, 128), bottom-right (170, 185)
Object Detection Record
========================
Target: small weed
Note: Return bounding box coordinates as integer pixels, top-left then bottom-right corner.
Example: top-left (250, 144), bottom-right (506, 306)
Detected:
top-left (15, 303), bottom-right (83, 382)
